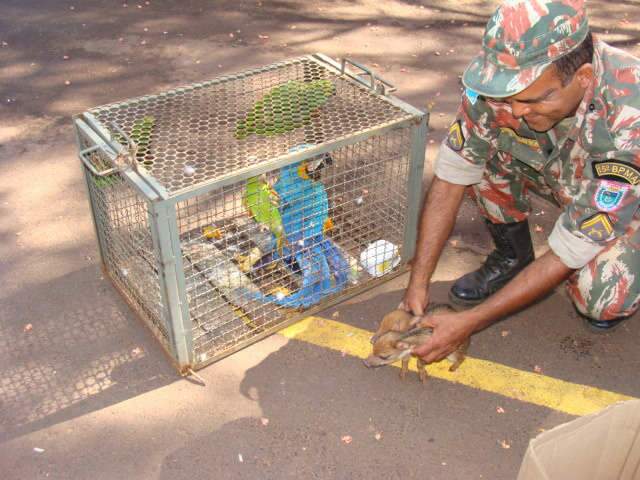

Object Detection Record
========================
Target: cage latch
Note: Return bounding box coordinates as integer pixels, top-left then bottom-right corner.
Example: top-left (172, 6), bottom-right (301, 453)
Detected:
top-left (340, 58), bottom-right (397, 95)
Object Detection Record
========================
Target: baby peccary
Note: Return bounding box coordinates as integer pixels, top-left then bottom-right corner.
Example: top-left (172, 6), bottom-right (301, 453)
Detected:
top-left (363, 304), bottom-right (469, 383)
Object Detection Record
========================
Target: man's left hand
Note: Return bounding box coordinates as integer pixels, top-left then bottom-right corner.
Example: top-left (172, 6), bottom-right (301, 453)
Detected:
top-left (412, 311), bottom-right (474, 364)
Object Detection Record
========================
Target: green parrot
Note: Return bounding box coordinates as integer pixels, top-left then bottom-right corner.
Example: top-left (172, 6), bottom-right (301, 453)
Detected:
top-left (243, 174), bottom-right (286, 256)
top-left (235, 79), bottom-right (335, 139)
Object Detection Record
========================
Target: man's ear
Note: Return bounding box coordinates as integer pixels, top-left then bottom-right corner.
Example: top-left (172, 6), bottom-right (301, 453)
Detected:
top-left (575, 63), bottom-right (594, 89)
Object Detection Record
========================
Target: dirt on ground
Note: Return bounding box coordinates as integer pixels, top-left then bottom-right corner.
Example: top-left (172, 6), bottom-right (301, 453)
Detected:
top-left (1, 1), bottom-right (639, 479)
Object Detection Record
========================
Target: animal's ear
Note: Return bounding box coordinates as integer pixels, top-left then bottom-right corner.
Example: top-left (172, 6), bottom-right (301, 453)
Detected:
top-left (396, 341), bottom-right (410, 350)
top-left (370, 334), bottom-right (379, 345)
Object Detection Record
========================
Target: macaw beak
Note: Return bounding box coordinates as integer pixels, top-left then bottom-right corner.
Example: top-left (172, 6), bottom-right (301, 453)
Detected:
top-left (303, 153), bottom-right (334, 180)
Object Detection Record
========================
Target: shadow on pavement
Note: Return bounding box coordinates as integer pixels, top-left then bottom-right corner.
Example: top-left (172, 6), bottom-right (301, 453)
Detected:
top-left (0, 265), bottom-right (177, 442)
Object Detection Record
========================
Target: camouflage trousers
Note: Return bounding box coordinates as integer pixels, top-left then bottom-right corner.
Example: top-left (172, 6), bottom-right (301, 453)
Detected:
top-left (468, 152), bottom-right (640, 321)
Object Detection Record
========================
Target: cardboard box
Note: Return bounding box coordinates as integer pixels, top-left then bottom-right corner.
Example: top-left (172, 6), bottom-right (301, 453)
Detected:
top-left (518, 400), bottom-right (640, 480)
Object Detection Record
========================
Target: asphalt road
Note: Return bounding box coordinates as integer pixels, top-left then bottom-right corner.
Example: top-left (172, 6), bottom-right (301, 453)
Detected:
top-left (1, 1), bottom-right (639, 479)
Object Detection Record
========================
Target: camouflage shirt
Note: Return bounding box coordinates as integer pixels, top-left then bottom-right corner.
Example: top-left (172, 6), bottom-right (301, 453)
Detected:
top-left (435, 39), bottom-right (640, 269)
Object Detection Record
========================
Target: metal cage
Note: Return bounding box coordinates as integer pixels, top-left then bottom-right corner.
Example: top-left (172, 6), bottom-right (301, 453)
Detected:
top-left (74, 54), bottom-right (427, 372)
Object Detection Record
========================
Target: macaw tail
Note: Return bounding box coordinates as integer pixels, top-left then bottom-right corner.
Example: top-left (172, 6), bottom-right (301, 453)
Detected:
top-left (242, 239), bottom-right (348, 308)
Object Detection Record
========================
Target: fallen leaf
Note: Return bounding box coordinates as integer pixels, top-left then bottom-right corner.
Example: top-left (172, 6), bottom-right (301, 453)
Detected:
top-left (533, 365), bottom-right (543, 374)
top-left (449, 239), bottom-right (459, 247)
top-left (24, 324), bottom-right (33, 332)
top-left (534, 224), bottom-right (544, 233)
top-left (374, 432), bottom-right (382, 441)
top-left (64, 80), bottom-right (71, 85)
top-left (400, 68), bottom-right (408, 73)
top-left (229, 32), bottom-right (235, 38)
top-left (131, 347), bottom-right (143, 356)
top-left (496, 406), bottom-right (505, 414)
top-left (499, 439), bottom-right (511, 449)
top-left (63, 55), bottom-right (70, 60)
top-left (238, 453), bottom-right (244, 462)
top-left (341, 435), bottom-right (353, 444)
top-left (500, 330), bottom-right (510, 337)
top-left (341, 350), bottom-right (347, 357)
top-left (332, 311), bottom-right (339, 319)
top-left (258, 34), bottom-right (270, 40)
top-left (434, 51), bottom-right (441, 56)
top-left (260, 417), bottom-right (269, 426)
top-left (371, 63), bottom-right (379, 68)
top-left (33, 447), bottom-right (45, 453)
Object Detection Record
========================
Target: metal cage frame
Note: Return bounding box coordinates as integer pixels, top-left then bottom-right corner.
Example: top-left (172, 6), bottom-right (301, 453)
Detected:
top-left (74, 53), bottom-right (428, 373)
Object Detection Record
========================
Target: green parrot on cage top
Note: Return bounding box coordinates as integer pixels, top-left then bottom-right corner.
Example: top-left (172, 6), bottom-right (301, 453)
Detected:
top-left (243, 174), bottom-right (286, 254)
top-left (235, 79), bottom-right (335, 139)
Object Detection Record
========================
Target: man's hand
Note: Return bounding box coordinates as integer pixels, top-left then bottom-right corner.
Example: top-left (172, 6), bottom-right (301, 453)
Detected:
top-left (398, 283), bottom-right (429, 316)
top-left (412, 311), bottom-right (474, 364)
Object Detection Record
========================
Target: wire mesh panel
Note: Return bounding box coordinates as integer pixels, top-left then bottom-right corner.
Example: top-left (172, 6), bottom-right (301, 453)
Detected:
top-left (77, 128), bottom-right (171, 354)
top-left (76, 54), bottom-right (426, 371)
top-left (87, 56), bottom-right (413, 196)
top-left (176, 129), bottom-right (411, 364)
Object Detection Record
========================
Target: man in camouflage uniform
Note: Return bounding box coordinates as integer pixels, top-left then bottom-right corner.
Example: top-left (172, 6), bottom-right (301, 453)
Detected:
top-left (402, 0), bottom-right (640, 364)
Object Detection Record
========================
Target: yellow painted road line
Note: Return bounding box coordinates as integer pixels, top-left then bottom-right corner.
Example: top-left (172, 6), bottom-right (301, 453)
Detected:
top-left (280, 317), bottom-right (636, 416)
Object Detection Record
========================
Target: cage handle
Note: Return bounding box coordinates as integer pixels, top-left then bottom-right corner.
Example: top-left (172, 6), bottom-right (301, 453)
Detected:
top-left (340, 58), bottom-right (397, 95)
top-left (78, 144), bottom-right (119, 177)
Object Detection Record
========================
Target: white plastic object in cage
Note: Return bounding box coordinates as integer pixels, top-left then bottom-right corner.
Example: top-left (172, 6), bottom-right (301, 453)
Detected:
top-left (359, 240), bottom-right (400, 277)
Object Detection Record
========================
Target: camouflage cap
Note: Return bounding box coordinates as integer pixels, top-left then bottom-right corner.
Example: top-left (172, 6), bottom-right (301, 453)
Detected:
top-left (462, 0), bottom-right (589, 98)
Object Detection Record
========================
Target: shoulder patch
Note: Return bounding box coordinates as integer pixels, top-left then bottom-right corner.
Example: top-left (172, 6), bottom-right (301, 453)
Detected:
top-left (447, 121), bottom-right (465, 152)
top-left (592, 160), bottom-right (640, 185)
top-left (594, 181), bottom-right (629, 212)
top-left (465, 88), bottom-right (479, 105)
top-left (579, 213), bottom-right (614, 242)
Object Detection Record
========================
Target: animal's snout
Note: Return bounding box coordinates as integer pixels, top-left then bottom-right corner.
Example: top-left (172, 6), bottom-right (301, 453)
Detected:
top-left (362, 356), bottom-right (383, 368)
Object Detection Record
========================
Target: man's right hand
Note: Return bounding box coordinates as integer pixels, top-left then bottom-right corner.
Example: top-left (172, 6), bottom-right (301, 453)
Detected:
top-left (399, 283), bottom-right (429, 316)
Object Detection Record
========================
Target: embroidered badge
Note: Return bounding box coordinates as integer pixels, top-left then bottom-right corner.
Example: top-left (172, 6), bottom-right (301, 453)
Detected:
top-left (499, 127), bottom-right (541, 151)
top-left (447, 121), bottom-right (465, 151)
top-left (594, 181), bottom-right (629, 212)
top-left (465, 88), bottom-right (479, 105)
top-left (579, 213), bottom-right (614, 241)
top-left (592, 160), bottom-right (640, 185)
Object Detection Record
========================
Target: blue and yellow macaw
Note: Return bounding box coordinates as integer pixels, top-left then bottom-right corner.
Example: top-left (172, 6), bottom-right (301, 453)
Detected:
top-left (245, 146), bottom-right (348, 308)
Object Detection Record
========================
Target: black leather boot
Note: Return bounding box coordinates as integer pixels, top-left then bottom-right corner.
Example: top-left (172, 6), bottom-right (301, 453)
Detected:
top-left (449, 219), bottom-right (535, 306)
